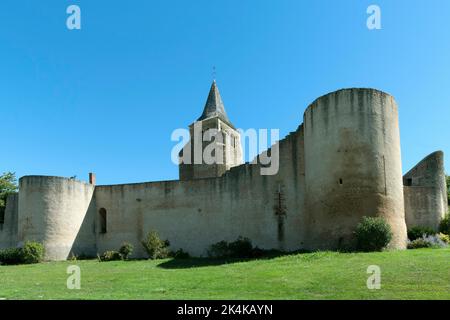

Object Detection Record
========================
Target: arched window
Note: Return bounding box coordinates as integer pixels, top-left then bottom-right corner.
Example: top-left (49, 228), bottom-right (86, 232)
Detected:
top-left (99, 208), bottom-right (107, 234)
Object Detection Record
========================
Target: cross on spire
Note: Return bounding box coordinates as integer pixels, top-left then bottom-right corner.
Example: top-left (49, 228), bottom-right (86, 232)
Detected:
top-left (212, 66), bottom-right (217, 82)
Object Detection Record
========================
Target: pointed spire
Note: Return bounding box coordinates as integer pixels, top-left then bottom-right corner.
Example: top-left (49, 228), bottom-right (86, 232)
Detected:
top-left (197, 81), bottom-right (234, 128)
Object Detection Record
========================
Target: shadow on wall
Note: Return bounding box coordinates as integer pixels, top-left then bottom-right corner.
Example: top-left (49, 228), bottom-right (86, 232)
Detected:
top-left (70, 192), bottom-right (97, 258)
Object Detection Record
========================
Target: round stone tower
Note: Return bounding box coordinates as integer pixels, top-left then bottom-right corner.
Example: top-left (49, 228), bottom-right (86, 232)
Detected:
top-left (18, 176), bottom-right (95, 260)
top-left (303, 88), bottom-right (407, 250)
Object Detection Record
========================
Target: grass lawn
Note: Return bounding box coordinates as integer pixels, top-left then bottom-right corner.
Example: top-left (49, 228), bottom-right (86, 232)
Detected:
top-left (0, 248), bottom-right (449, 300)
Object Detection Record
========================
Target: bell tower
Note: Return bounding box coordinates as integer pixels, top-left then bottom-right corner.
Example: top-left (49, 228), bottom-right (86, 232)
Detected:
top-left (179, 81), bottom-right (243, 180)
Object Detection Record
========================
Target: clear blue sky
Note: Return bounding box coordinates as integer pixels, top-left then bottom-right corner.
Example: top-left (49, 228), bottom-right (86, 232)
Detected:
top-left (0, 0), bottom-right (449, 185)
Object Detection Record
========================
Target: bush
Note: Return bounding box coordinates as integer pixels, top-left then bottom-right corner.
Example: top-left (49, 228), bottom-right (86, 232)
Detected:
top-left (98, 250), bottom-right (122, 262)
top-left (68, 252), bottom-right (78, 261)
top-left (438, 233), bottom-right (450, 244)
top-left (119, 242), bottom-right (134, 260)
top-left (141, 231), bottom-right (170, 259)
top-left (0, 241), bottom-right (45, 265)
top-left (407, 226), bottom-right (436, 241)
top-left (439, 214), bottom-right (450, 235)
top-left (207, 237), bottom-right (255, 258)
top-left (170, 248), bottom-right (190, 259)
top-left (228, 237), bottom-right (254, 258)
top-left (21, 241), bottom-right (45, 264)
top-left (407, 238), bottom-right (434, 249)
top-left (0, 248), bottom-right (24, 265)
top-left (67, 252), bottom-right (95, 261)
top-left (354, 216), bottom-right (393, 252)
top-left (407, 235), bottom-right (447, 249)
top-left (207, 240), bottom-right (230, 258)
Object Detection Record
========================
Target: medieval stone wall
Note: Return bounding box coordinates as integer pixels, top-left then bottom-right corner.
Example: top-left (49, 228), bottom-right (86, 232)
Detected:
top-left (0, 193), bottom-right (19, 249)
top-left (93, 125), bottom-right (305, 258)
top-left (303, 88), bottom-right (407, 249)
top-left (2, 88), bottom-right (445, 260)
top-left (17, 176), bottom-right (96, 260)
top-left (403, 151), bottom-right (448, 230)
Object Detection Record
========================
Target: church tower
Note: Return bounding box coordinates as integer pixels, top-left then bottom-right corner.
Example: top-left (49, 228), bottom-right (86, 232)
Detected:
top-left (179, 81), bottom-right (243, 180)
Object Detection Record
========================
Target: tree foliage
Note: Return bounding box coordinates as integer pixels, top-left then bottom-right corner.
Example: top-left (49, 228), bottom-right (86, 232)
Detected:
top-left (0, 172), bottom-right (18, 209)
top-left (446, 175), bottom-right (449, 205)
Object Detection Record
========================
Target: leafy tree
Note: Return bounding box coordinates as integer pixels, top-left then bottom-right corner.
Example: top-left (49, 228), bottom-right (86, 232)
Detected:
top-left (0, 172), bottom-right (18, 210)
top-left (446, 175), bottom-right (449, 206)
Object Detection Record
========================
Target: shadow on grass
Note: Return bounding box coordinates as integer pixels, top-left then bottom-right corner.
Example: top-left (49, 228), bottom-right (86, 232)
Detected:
top-left (157, 249), bottom-right (310, 269)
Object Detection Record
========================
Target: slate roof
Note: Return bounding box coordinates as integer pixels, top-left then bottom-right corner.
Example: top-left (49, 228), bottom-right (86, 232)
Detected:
top-left (197, 80), bottom-right (235, 128)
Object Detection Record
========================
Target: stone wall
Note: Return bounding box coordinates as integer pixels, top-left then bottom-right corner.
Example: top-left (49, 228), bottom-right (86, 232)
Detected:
top-left (0, 193), bottom-right (19, 249)
top-left (2, 88), bottom-right (441, 260)
top-left (94, 125), bottom-right (305, 258)
top-left (17, 176), bottom-right (96, 260)
top-left (403, 151), bottom-right (448, 230)
top-left (303, 88), bottom-right (407, 249)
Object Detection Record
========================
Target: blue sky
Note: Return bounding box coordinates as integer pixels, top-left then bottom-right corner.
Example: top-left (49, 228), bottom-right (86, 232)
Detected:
top-left (0, 0), bottom-right (449, 185)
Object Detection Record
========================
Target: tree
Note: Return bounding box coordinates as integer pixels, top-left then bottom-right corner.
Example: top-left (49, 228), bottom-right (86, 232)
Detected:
top-left (0, 172), bottom-right (18, 209)
top-left (447, 175), bottom-right (450, 206)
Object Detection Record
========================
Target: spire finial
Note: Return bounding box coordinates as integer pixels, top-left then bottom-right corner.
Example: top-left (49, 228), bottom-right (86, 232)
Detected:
top-left (212, 66), bottom-right (216, 82)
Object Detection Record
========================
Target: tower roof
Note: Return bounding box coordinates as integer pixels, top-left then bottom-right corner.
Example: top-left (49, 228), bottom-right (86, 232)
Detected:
top-left (197, 81), bottom-right (235, 128)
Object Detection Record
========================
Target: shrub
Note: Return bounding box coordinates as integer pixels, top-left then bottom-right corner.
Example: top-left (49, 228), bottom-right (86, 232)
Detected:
top-left (119, 242), bottom-right (134, 260)
top-left (228, 237), bottom-right (254, 258)
top-left (72, 253), bottom-right (95, 261)
top-left (207, 237), bottom-right (255, 258)
top-left (21, 241), bottom-right (45, 264)
top-left (423, 234), bottom-right (446, 248)
top-left (98, 250), bottom-right (122, 262)
top-left (141, 231), bottom-right (170, 259)
top-left (0, 241), bottom-right (45, 265)
top-left (207, 240), bottom-right (230, 258)
top-left (407, 238), bottom-right (434, 249)
top-left (439, 214), bottom-right (450, 235)
top-left (0, 248), bottom-right (24, 265)
top-left (407, 234), bottom-right (447, 249)
top-left (407, 226), bottom-right (436, 241)
top-left (438, 233), bottom-right (450, 244)
top-left (354, 216), bottom-right (393, 252)
top-left (170, 248), bottom-right (190, 259)
top-left (68, 252), bottom-right (78, 261)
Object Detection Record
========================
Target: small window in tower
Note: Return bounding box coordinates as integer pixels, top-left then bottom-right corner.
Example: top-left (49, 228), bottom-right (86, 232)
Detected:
top-left (405, 178), bottom-right (412, 186)
top-left (339, 178), bottom-right (343, 185)
top-left (99, 208), bottom-right (107, 234)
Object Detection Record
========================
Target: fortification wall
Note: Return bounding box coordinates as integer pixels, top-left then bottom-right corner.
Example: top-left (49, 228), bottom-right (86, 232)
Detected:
top-left (0, 193), bottom-right (19, 249)
top-left (303, 88), bottom-right (407, 250)
top-left (94, 126), bottom-right (305, 258)
top-left (18, 176), bottom-right (96, 260)
top-left (403, 151), bottom-right (447, 230)
top-left (7, 87), bottom-right (419, 260)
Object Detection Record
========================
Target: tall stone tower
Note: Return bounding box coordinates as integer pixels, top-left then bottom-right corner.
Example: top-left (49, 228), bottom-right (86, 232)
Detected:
top-left (179, 81), bottom-right (243, 180)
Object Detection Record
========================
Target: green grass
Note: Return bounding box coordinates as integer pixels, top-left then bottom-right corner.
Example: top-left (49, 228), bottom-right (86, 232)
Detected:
top-left (0, 248), bottom-right (449, 300)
